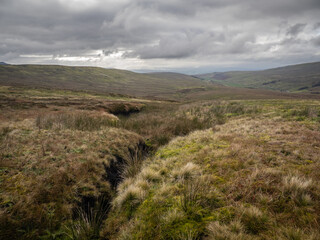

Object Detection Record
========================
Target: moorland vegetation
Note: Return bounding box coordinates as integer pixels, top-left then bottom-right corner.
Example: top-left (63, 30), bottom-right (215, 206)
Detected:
top-left (1, 68), bottom-right (320, 240)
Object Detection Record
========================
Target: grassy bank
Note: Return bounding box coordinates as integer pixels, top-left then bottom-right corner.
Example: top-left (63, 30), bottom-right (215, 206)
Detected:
top-left (104, 107), bottom-right (320, 239)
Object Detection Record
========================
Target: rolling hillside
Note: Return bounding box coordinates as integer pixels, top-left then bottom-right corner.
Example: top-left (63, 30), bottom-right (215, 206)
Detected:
top-left (1, 64), bottom-right (319, 102)
top-left (0, 64), bottom-right (208, 99)
top-left (196, 61), bottom-right (320, 93)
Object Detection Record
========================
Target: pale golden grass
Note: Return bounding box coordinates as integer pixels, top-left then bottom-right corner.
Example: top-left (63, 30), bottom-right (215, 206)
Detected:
top-left (239, 205), bottom-right (270, 234)
top-left (112, 185), bottom-right (147, 209)
top-left (207, 221), bottom-right (254, 240)
top-left (172, 162), bottom-right (201, 181)
top-left (36, 111), bottom-right (118, 131)
top-left (140, 168), bottom-right (161, 183)
top-left (277, 227), bottom-right (320, 240)
top-left (161, 208), bottom-right (185, 225)
top-left (282, 175), bottom-right (313, 194)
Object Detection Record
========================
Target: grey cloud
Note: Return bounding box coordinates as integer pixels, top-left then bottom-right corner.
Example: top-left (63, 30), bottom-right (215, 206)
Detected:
top-left (0, 0), bottom-right (319, 72)
top-left (241, 0), bottom-right (320, 18)
top-left (311, 36), bottom-right (320, 46)
top-left (313, 22), bottom-right (320, 30)
top-left (286, 23), bottom-right (307, 36)
top-left (132, 33), bottom-right (199, 59)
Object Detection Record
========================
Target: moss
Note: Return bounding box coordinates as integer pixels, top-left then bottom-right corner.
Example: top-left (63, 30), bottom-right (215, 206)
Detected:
top-left (126, 195), bottom-right (209, 240)
top-left (157, 147), bottom-right (181, 158)
top-left (156, 138), bottom-right (206, 159)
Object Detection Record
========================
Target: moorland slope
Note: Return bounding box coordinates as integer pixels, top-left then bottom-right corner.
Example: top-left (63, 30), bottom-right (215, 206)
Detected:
top-left (197, 61), bottom-right (320, 93)
top-left (0, 65), bottom-right (208, 99)
top-left (1, 64), bottom-right (320, 101)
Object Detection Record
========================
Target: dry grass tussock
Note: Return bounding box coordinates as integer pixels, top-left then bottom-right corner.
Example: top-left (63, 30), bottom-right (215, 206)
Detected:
top-left (36, 111), bottom-right (118, 131)
top-left (207, 221), bottom-right (254, 240)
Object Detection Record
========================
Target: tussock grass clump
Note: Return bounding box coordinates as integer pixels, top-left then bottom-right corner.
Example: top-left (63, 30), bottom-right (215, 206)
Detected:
top-left (140, 168), bottom-right (161, 183)
top-left (178, 177), bottom-right (222, 215)
top-left (278, 227), bottom-right (320, 240)
top-left (172, 162), bottom-right (201, 181)
top-left (240, 206), bottom-right (270, 235)
top-left (64, 196), bottom-right (110, 240)
top-left (282, 175), bottom-right (313, 195)
top-left (161, 208), bottom-right (185, 225)
top-left (36, 111), bottom-right (117, 131)
top-left (282, 175), bottom-right (314, 207)
top-left (120, 147), bottom-right (146, 180)
top-left (207, 221), bottom-right (252, 240)
top-left (113, 185), bottom-right (147, 218)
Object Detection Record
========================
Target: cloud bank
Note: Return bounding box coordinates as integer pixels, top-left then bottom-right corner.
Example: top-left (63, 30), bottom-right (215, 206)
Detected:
top-left (0, 0), bottom-right (319, 73)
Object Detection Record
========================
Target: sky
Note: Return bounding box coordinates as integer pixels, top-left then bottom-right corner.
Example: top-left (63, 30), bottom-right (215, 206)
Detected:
top-left (0, 0), bottom-right (320, 74)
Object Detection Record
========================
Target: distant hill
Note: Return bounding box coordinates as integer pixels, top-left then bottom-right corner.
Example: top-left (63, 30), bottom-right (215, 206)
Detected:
top-left (145, 72), bottom-right (200, 82)
top-left (196, 62), bottom-right (320, 93)
top-left (1, 63), bottom-right (319, 101)
top-left (0, 62), bottom-right (8, 65)
top-left (0, 64), bottom-right (208, 99)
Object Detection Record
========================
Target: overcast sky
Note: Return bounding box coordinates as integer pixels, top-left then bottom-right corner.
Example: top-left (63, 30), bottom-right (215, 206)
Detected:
top-left (0, 0), bottom-right (320, 73)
